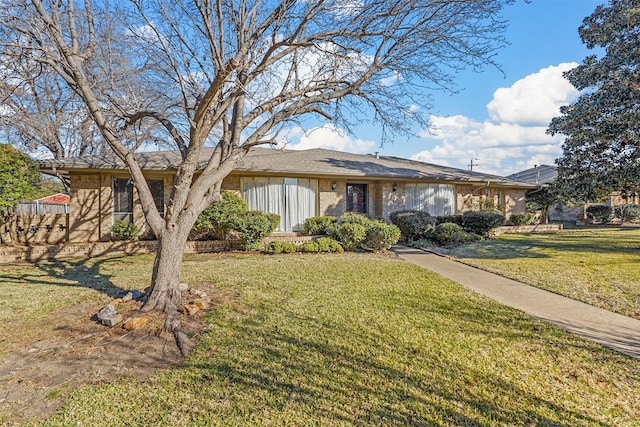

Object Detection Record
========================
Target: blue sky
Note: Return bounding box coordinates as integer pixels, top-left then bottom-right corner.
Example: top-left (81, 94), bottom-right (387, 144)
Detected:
top-left (283, 0), bottom-right (605, 176)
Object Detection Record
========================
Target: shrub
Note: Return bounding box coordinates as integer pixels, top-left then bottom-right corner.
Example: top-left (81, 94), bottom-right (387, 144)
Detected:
top-left (429, 222), bottom-right (477, 247)
top-left (299, 240), bottom-right (320, 253)
top-left (112, 221), bottom-right (139, 241)
top-left (192, 191), bottom-right (248, 239)
top-left (436, 215), bottom-right (463, 225)
top-left (236, 211), bottom-right (280, 249)
top-left (586, 204), bottom-right (613, 223)
top-left (315, 237), bottom-right (344, 253)
top-left (364, 221), bottom-right (401, 252)
top-left (509, 212), bottom-right (534, 226)
top-left (460, 211), bottom-right (504, 236)
top-left (614, 205), bottom-right (640, 222)
top-left (303, 216), bottom-right (337, 235)
top-left (263, 241), bottom-right (298, 254)
top-left (333, 222), bottom-right (367, 251)
top-left (389, 210), bottom-right (437, 242)
top-left (338, 212), bottom-right (371, 225)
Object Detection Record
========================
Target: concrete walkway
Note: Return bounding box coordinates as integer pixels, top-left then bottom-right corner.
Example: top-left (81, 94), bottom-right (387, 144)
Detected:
top-left (391, 246), bottom-right (640, 359)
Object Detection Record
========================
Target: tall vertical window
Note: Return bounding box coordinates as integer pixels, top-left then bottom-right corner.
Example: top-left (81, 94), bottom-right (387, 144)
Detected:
top-left (405, 183), bottom-right (455, 216)
top-left (346, 184), bottom-right (368, 214)
top-left (148, 179), bottom-right (165, 217)
top-left (242, 177), bottom-right (318, 231)
top-left (113, 178), bottom-right (133, 223)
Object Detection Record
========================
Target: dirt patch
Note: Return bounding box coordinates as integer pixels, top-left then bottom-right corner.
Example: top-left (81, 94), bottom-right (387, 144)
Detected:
top-left (0, 299), bottom-right (205, 425)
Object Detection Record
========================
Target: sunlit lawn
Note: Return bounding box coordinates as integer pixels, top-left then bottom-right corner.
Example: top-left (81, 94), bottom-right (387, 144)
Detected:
top-left (451, 227), bottom-right (640, 320)
top-left (1, 252), bottom-right (639, 425)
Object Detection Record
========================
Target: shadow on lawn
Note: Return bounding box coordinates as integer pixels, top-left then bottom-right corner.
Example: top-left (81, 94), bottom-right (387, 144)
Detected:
top-left (181, 310), bottom-right (612, 426)
top-left (0, 256), bottom-right (125, 298)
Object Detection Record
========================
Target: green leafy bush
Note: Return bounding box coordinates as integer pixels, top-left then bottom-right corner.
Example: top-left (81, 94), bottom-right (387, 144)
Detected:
top-left (236, 211), bottom-right (280, 249)
top-left (338, 212), bottom-right (371, 225)
top-left (429, 222), bottom-right (479, 247)
top-left (112, 221), bottom-right (139, 241)
top-left (389, 210), bottom-right (437, 242)
top-left (333, 222), bottom-right (367, 251)
top-left (364, 221), bottom-right (401, 252)
top-left (299, 240), bottom-right (320, 253)
top-left (192, 191), bottom-right (248, 239)
top-left (509, 212), bottom-right (534, 226)
top-left (460, 211), bottom-right (504, 236)
top-left (586, 204), bottom-right (613, 223)
top-left (263, 241), bottom-right (298, 254)
top-left (614, 205), bottom-right (640, 222)
top-left (303, 216), bottom-right (337, 235)
top-left (315, 237), bottom-right (344, 253)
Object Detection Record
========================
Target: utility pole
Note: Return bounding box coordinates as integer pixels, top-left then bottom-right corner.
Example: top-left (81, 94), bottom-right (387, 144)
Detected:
top-left (468, 158), bottom-right (479, 171)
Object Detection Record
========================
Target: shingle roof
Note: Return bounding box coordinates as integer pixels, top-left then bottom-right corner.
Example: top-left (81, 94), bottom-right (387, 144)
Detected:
top-left (507, 165), bottom-right (557, 185)
top-left (37, 147), bottom-right (534, 187)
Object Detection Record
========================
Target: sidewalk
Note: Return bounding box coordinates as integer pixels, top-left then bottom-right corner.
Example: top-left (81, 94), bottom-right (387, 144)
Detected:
top-left (391, 246), bottom-right (640, 359)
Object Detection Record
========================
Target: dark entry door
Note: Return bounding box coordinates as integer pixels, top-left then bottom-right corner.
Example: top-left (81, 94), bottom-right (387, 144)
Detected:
top-left (346, 184), bottom-right (368, 214)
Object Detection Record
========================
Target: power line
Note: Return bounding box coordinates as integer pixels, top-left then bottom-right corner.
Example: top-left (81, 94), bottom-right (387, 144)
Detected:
top-left (468, 158), bottom-right (479, 171)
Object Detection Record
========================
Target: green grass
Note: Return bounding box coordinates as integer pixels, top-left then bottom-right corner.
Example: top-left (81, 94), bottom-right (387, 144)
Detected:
top-left (451, 227), bottom-right (640, 320)
top-left (11, 252), bottom-right (634, 426)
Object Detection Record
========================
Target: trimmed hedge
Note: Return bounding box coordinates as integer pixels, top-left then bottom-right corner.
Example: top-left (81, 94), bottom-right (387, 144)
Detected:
top-left (429, 222), bottom-right (481, 247)
top-left (586, 204), bottom-right (613, 223)
top-left (460, 211), bottom-right (504, 236)
top-left (299, 237), bottom-right (344, 253)
top-left (327, 212), bottom-right (400, 252)
top-left (389, 210), bottom-right (437, 242)
top-left (303, 216), bottom-right (337, 235)
top-left (364, 221), bottom-right (401, 252)
top-left (192, 191), bottom-right (248, 240)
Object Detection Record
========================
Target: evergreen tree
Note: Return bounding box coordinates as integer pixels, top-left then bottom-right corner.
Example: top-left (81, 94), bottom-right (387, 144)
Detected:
top-left (548, 0), bottom-right (640, 202)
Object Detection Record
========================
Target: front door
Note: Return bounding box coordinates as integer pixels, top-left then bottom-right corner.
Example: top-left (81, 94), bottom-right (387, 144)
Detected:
top-left (346, 184), bottom-right (368, 214)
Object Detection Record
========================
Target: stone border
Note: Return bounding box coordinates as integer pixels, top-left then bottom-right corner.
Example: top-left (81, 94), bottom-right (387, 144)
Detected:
top-left (493, 224), bottom-right (563, 236)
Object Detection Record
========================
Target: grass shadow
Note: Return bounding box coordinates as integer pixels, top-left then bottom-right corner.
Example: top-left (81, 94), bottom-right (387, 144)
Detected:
top-left (0, 256), bottom-right (126, 298)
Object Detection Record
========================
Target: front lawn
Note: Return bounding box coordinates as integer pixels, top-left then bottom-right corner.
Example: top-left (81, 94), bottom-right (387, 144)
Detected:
top-left (9, 252), bottom-right (632, 426)
top-left (451, 227), bottom-right (640, 320)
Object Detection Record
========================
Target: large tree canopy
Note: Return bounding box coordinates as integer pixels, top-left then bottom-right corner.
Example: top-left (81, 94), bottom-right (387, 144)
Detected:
top-left (0, 144), bottom-right (42, 209)
top-left (0, 0), bottom-right (514, 353)
top-left (548, 0), bottom-right (640, 203)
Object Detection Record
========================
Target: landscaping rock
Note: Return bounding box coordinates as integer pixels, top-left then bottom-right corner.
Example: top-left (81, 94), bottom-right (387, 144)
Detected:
top-left (97, 304), bottom-right (117, 321)
top-left (96, 304), bottom-right (122, 327)
top-left (193, 298), bottom-right (209, 310)
top-left (122, 317), bottom-right (149, 330)
top-left (178, 283), bottom-right (190, 291)
top-left (190, 289), bottom-right (207, 298)
top-left (102, 313), bottom-right (123, 327)
top-left (119, 290), bottom-right (144, 301)
top-left (183, 304), bottom-right (200, 316)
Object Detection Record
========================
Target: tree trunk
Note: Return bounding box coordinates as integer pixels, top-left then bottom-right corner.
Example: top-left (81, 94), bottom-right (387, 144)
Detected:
top-left (143, 227), bottom-right (193, 355)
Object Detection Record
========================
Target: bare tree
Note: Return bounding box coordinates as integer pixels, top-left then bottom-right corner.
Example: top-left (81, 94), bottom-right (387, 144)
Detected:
top-left (0, 0), bottom-right (513, 353)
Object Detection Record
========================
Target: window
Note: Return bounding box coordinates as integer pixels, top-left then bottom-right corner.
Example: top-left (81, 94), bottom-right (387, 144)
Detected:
top-left (242, 177), bottom-right (318, 231)
top-left (346, 184), bottom-right (368, 214)
top-left (405, 183), bottom-right (455, 216)
top-left (113, 178), bottom-right (133, 223)
top-left (148, 179), bottom-right (165, 216)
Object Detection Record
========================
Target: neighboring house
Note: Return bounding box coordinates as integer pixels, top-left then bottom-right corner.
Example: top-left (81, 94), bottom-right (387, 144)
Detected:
top-left (35, 148), bottom-right (535, 243)
top-left (15, 193), bottom-right (70, 215)
top-left (508, 165), bottom-right (640, 223)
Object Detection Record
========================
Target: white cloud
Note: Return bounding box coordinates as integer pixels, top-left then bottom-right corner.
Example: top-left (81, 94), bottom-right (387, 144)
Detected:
top-left (487, 62), bottom-right (579, 125)
top-left (280, 123), bottom-right (376, 153)
top-left (379, 71), bottom-right (404, 87)
top-left (411, 63), bottom-right (580, 175)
